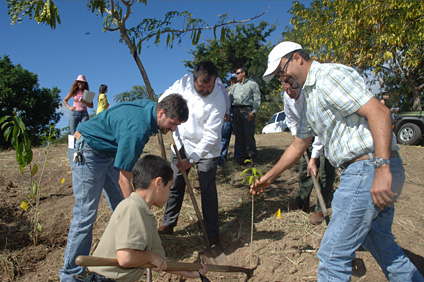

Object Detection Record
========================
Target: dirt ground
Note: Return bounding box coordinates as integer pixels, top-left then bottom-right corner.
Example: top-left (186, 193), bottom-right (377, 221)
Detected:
top-left (0, 132), bottom-right (423, 282)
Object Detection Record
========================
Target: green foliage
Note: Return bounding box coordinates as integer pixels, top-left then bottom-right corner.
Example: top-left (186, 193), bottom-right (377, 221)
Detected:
top-left (1, 117), bottom-right (56, 245)
top-left (283, 0), bottom-right (424, 111)
top-left (240, 160), bottom-right (263, 186)
top-left (113, 85), bottom-right (156, 103)
top-left (0, 55), bottom-right (62, 149)
top-left (185, 21), bottom-right (282, 132)
top-left (7, 0), bottom-right (61, 28)
top-left (1, 114), bottom-right (33, 173)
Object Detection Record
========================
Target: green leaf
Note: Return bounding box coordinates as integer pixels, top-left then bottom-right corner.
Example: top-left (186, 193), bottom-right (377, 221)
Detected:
top-left (239, 168), bottom-right (250, 177)
top-left (32, 181), bottom-right (38, 197)
top-left (37, 222), bottom-right (42, 232)
top-left (248, 175), bottom-right (254, 185)
top-left (4, 126), bottom-right (12, 141)
top-left (31, 164), bottom-right (38, 177)
top-left (241, 178), bottom-right (247, 185)
top-left (0, 116), bottom-right (10, 125)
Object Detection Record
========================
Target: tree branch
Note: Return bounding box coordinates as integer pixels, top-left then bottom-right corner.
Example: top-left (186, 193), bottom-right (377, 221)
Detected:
top-left (139, 8), bottom-right (269, 44)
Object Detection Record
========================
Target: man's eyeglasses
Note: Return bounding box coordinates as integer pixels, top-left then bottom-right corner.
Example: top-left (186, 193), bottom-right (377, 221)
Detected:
top-left (277, 53), bottom-right (294, 78)
top-left (236, 72), bottom-right (242, 75)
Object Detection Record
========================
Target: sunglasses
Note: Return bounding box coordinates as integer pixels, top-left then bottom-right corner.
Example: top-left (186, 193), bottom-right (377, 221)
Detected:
top-left (236, 72), bottom-right (243, 75)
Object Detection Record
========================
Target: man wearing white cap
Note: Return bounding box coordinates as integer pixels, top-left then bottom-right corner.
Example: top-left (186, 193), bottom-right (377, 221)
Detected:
top-left (251, 41), bottom-right (423, 281)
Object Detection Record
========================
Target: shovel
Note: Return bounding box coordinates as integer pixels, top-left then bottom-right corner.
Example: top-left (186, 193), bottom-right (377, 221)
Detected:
top-left (76, 255), bottom-right (258, 281)
top-left (168, 134), bottom-right (227, 265)
top-left (304, 152), bottom-right (330, 225)
top-left (304, 153), bottom-right (366, 276)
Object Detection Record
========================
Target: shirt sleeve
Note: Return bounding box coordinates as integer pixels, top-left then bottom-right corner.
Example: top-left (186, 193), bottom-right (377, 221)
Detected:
top-left (216, 78), bottom-right (231, 114)
top-left (252, 82), bottom-right (261, 114)
top-left (320, 66), bottom-right (373, 117)
top-left (114, 201), bottom-right (149, 252)
top-left (283, 92), bottom-right (298, 136)
top-left (311, 136), bottom-right (324, 158)
top-left (188, 103), bottom-right (225, 162)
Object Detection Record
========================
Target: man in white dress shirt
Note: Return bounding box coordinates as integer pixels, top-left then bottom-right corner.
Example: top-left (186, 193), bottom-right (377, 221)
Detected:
top-left (283, 85), bottom-right (335, 224)
top-left (158, 61), bottom-right (226, 246)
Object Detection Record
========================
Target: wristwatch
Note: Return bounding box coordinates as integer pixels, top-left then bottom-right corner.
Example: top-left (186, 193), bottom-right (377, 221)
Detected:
top-left (371, 157), bottom-right (390, 168)
top-left (188, 158), bottom-right (195, 164)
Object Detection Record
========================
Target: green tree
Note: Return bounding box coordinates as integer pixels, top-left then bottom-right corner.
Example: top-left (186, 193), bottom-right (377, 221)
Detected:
top-left (185, 21), bottom-right (282, 132)
top-left (7, 0), bottom-right (266, 158)
top-left (113, 85), bottom-right (155, 103)
top-left (283, 0), bottom-right (424, 111)
top-left (0, 55), bottom-right (62, 149)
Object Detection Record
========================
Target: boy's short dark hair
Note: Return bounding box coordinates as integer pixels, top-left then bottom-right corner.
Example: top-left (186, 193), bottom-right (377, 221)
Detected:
top-left (132, 155), bottom-right (173, 190)
top-left (157, 94), bottom-right (189, 123)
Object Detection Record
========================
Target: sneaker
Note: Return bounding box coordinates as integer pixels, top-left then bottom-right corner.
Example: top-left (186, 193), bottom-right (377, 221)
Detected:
top-left (310, 211), bottom-right (324, 225)
top-left (158, 225), bottom-right (174, 235)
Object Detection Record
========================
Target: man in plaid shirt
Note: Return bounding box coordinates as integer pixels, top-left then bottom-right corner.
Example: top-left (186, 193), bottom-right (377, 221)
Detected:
top-left (251, 41), bottom-right (423, 282)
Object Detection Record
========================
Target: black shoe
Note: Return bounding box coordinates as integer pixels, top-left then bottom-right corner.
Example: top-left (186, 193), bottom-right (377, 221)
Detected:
top-left (158, 225), bottom-right (174, 235)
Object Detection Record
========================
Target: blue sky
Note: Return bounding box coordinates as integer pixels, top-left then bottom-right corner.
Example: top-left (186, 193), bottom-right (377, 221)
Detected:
top-left (1, 1), bottom-right (302, 129)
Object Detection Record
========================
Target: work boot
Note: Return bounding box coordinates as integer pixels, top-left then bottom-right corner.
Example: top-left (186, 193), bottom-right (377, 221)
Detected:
top-left (158, 225), bottom-right (174, 235)
top-left (310, 211), bottom-right (324, 225)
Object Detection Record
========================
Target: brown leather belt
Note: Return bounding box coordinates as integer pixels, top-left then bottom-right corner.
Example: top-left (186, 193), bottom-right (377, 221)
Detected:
top-left (340, 151), bottom-right (399, 169)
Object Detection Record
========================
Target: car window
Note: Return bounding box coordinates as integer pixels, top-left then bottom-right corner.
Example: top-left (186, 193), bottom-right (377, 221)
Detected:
top-left (269, 114), bottom-right (277, 123)
top-left (276, 112), bottom-right (286, 122)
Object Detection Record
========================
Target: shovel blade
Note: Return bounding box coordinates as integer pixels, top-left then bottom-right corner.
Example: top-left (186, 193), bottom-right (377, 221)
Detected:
top-left (199, 244), bottom-right (228, 265)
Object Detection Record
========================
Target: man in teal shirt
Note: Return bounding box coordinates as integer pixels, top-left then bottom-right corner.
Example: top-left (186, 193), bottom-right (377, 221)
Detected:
top-left (230, 67), bottom-right (261, 163)
top-left (59, 94), bottom-right (188, 282)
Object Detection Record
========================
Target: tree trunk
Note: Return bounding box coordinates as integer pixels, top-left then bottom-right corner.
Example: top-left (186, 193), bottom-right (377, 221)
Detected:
top-left (120, 26), bottom-right (167, 160)
top-left (410, 76), bottom-right (422, 111)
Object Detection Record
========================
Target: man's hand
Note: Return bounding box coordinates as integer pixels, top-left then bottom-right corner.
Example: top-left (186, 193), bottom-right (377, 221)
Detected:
top-left (176, 159), bottom-right (194, 172)
top-left (248, 112), bottom-right (256, 122)
top-left (307, 157), bottom-right (318, 177)
top-left (370, 166), bottom-right (397, 209)
top-left (250, 176), bottom-right (271, 195)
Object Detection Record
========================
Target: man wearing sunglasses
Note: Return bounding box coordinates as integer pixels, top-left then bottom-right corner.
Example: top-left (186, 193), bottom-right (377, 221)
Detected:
top-left (251, 41), bottom-right (422, 281)
top-left (229, 67), bottom-right (261, 164)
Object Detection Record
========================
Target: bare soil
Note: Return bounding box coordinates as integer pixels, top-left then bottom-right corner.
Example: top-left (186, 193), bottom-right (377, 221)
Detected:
top-left (1, 132), bottom-right (423, 282)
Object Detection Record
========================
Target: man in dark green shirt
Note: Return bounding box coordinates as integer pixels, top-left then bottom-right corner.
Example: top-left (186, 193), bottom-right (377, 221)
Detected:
top-left (59, 94), bottom-right (188, 282)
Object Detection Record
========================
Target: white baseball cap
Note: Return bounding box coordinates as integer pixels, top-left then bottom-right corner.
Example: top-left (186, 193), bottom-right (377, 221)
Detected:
top-left (263, 41), bottom-right (302, 81)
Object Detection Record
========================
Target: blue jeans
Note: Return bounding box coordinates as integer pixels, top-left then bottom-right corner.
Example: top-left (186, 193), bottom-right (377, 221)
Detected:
top-left (70, 110), bottom-right (89, 135)
top-left (59, 139), bottom-right (124, 282)
top-left (317, 154), bottom-right (423, 281)
top-left (219, 120), bottom-right (240, 165)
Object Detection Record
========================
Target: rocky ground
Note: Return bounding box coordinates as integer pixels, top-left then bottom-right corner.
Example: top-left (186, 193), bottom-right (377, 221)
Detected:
top-left (1, 132), bottom-right (423, 281)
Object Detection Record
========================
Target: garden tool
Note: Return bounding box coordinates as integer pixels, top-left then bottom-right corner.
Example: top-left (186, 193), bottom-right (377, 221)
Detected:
top-left (169, 134), bottom-right (227, 264)
top-left (76, 255), bottom-right (259, 281)
top-left (304, 152), bottom-right (330, 225)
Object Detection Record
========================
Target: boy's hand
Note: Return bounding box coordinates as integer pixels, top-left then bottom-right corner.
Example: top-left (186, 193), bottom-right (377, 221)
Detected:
top-left (167, 262), bottom-right (208, 278)
top-left (150, 253), bottom-right (167, 272)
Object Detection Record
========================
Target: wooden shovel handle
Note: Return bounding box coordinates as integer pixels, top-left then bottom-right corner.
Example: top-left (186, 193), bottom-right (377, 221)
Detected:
top-left (168, 134), bottom-right (211, 250)
top-left (303, 152), bottom-right (330, 225)
top-left (76, 255), bottom-right (257, 275)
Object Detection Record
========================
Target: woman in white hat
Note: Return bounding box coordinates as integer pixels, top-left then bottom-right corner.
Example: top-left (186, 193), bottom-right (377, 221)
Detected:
top-left (63, 74), bottom-right (93, 134)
